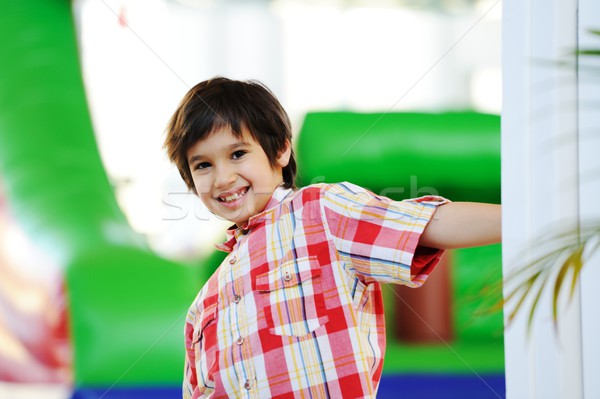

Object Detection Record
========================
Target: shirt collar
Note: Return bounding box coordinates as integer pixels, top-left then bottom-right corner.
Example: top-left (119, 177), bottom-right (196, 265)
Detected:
top-left (215, 185), bottom-right (294, 253)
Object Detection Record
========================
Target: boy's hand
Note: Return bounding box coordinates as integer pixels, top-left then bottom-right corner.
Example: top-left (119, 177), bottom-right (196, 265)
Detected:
top-left (420, 202), bottom-right (501, 249)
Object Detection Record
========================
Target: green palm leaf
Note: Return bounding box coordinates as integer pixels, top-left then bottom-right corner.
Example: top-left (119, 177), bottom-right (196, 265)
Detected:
top-left (501, 221), bottom-right (599, 331)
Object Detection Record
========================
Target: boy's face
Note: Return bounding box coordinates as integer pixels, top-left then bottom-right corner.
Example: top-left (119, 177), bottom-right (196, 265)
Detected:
top-left (187, 126), bottom-right (291, 227)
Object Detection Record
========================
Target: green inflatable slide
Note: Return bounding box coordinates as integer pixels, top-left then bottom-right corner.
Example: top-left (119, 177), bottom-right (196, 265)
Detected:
top-left (0, 1), bottom-right (202, 394)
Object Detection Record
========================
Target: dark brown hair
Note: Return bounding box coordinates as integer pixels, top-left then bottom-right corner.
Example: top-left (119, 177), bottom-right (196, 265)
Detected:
top-left (164, 77), bottom-right (296, 192)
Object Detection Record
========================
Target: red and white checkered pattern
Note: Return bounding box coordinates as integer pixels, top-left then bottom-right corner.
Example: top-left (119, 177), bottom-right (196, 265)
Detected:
top-left (184, 182), bottom-right (447, 399)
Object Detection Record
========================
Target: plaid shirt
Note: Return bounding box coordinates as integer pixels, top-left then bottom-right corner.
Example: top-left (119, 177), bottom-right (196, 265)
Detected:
top-left (183, 182), bottom-right (447, 399)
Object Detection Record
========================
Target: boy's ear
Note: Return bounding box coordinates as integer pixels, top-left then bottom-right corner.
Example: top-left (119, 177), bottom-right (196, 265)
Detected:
top-left (276, 140), bottom-right (292, 168)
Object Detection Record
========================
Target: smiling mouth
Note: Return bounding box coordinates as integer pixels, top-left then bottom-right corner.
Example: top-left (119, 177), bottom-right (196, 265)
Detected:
top-left (217, 187), bottom-right (249, 203)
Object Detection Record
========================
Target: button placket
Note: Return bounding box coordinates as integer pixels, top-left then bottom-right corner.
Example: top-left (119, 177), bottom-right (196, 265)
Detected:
top-left (226, 240), bottom-right (256, 396)
top-left (227, 236), bottom-right (258, 397)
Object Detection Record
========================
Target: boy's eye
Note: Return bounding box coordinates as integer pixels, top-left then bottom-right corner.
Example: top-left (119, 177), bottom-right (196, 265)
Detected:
top-left (195, 161), bottom-right (211, 170)
top-left (231, 150), bottom-right (246, 160)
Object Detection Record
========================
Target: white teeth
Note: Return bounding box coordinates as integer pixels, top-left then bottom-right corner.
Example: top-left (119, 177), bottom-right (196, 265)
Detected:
top-left (220, 189), bottom-right (246, 203)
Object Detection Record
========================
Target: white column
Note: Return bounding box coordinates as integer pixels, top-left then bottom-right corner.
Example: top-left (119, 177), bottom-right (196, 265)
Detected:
top-left (579, 0), bottom-right (600, 398)
top-left (501, 0), bottom-right (594, 397)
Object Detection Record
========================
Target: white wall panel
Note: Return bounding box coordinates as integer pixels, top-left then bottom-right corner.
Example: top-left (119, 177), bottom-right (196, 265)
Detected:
top-left (503, 0), bottom-right (599, 397)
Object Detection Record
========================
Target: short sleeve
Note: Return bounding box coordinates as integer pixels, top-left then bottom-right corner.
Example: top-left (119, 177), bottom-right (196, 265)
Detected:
top-left (320, 182), bottom-right (449, 287)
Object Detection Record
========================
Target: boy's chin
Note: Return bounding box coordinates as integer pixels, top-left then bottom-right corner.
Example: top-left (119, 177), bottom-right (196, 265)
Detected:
top-left (219, 211), bottom-right (251, 227)
top-left (212, 201), bottom-right (260, 227)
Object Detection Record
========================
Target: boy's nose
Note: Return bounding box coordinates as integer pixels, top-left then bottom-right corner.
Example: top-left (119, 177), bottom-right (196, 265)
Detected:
top-left (213, 165), bottom-right (236, 188)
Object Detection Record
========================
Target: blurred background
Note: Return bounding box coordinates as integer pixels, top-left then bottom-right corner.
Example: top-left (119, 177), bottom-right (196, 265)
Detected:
top-left (77, 0), bottom-right (501, 259)
top-left (0, 0), bottom-right (502, 398)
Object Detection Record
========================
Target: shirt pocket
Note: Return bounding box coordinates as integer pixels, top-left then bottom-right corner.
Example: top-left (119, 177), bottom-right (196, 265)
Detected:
top-left (192, 303), bottom-right (218, 394)
top-left (256, 256), bottom-right (329, 337)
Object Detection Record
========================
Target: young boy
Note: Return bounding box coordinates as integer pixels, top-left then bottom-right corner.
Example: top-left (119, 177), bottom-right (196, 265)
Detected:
top-left (165, 77), bottom-right (501, 399)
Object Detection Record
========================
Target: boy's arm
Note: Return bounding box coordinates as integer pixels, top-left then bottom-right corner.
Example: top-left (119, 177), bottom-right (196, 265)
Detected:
top-left (419, 202), bottom-right (501, 249)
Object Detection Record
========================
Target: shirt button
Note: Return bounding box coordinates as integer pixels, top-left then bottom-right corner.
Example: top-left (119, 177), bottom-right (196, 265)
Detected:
top-left (244, 379), bottom-right (252, 390)
top-left (283, 271), bottom-right (292, 282)
top-left (233, 295), bottom-right (241, 303)
top-left (229, 256), bottom-right (237, 265)
top-left (236, 336), bottom-right (244, 346)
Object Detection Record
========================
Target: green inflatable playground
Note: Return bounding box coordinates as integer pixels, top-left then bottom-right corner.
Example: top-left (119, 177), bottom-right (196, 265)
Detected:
top-left (0, 2), bottom-right (503, 398)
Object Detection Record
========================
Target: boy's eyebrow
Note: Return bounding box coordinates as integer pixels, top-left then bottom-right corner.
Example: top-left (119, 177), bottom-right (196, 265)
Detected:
top-left (188, 140), bottom-right (249, 164)
top-left (188, 154), bottom-right (204, 164)
top-left (227, 141), bottom-right (249, 151)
